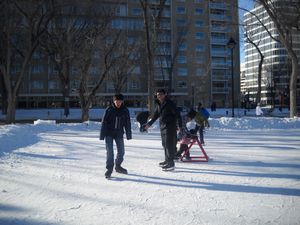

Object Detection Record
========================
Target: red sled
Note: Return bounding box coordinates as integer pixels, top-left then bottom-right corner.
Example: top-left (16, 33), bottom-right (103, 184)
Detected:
top-left (180, 136), bottom-right (209, 162)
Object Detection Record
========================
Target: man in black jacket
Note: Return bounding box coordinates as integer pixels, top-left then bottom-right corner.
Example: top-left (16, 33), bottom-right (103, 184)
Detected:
top-left (144, 89), bottom-right (182, 171)
top-left (100, 93), bottom-right (132, 178)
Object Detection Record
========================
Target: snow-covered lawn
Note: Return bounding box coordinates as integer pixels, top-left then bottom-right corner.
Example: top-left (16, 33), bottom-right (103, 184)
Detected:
top-left (1, 117), bottom-right (300, 225)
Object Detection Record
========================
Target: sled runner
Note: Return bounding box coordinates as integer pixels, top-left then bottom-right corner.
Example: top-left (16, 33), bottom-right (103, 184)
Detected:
top-left (180, 135), bottom-right (209, 162)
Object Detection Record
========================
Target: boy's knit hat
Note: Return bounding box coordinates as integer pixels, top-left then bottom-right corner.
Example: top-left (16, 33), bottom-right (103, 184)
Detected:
top-left (113, 93), bottom-right (124, 101)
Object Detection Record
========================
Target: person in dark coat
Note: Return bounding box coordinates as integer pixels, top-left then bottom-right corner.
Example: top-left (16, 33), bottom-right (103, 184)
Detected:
top-left (100, 93), bottom-right (132, 178)
top-left (136, 111), bottom-right (150, 132)
top-left (144, 89), bottom-right (182, 171)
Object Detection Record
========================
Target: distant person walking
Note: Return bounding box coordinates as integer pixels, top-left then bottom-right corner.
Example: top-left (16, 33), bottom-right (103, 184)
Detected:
top-left (100, 93), bottom-right (132, 179)
top-left (144, 89), bottom-right (182, 171)
top-left (256, 103), bottom-right (264, 116)
top-left (197, 103), bottom-right (210, 145)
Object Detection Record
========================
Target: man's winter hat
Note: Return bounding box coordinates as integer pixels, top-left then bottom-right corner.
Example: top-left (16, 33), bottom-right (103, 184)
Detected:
top-left (156, 89), bottom-right (166, 94)
top-left (113, 93), bottom-right (124, 101)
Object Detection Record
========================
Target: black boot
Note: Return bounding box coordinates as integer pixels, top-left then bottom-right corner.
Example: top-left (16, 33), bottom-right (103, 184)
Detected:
top-left (115, 165), bottom-right (128, 174)
top-left (105, 170), bottom-right (112, 178)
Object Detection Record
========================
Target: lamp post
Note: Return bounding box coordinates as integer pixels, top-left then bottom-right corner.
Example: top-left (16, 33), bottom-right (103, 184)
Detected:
top-left (191, 82), bottom-right (195, 109)
top-left (227, 37), bottom-right (236, 117)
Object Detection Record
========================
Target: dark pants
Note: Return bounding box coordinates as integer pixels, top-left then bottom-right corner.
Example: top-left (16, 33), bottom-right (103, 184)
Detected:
top-left (161, 128), bottom-right (177, 166)
top-left (105, 136), bottom-right (125, 171)
top-left (199, 126), bottom-right (204, 144)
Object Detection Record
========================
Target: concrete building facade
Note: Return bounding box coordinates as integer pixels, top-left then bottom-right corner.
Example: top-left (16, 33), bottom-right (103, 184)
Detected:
top-left (243, 2), bottom-right (300, 108)
top-left (1, 0), bottom-right (240, 110)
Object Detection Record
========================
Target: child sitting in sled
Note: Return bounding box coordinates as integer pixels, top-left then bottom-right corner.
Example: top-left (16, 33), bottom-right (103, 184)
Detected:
top-left (175, 110), bottom-right (199, 159)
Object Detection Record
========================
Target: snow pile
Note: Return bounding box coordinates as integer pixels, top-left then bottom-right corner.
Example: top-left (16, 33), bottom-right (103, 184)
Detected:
top-left (210, 117), bottom-right (300, 130)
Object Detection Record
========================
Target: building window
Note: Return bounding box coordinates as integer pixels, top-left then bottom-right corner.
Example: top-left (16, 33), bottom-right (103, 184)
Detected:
top-left (179, 42), bottom-right (187, 51)
top-left (111, 19), bottom-right (126, 29)
top-left (32, 64), bottom-right (44, 74)
top-left (196, 56), bottom-right (204, 64)
top-left (116, 4), bottom-right (127, 16)
top-left (132, 66), bottom-right (141, 75)
top-left (162, 9), bottom-right (171, 17)
top-left (195, 20), bottom-right (204, 27)
top-left (177, 55), bottom-right (187, 64)
top-left (128, 36), bottom-right (136, 45)
top-left (106, 81), bottom-right (114, 90)
top-left (31, 80), bottom-right (44, 89)
top-left (176, 7), bottom-right (186, 14)
top-left (12, 63), bottom-right (21, 74)
top-left (128, 80), bottom-right (139, 90)
top-left (132, 8), bottom-right (142, 16)
top-left (196, 68), bottom-right (204, 76)
top-left (177, 80), bottom-right (187, 88)
top-left (49, 80), bottom-right (60, 89)
top-left (178, 68), bottom-right (187, 76)
top-left (195, 8), bottom-right (203, 15)
top-left (178, 31), bottom-right (187, 38)
top-left (196, 44), bottom-right (204, 52)
top-left (196, 32), bottom-right (204, 39)
top-left (176, 19), bottom-right (187, 26)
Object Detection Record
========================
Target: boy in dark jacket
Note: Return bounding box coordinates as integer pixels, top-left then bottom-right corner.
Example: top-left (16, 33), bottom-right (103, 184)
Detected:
top-left (144, 89), bottom-right (182, 171)
top-left (100, 93), bottom-right (132, 178)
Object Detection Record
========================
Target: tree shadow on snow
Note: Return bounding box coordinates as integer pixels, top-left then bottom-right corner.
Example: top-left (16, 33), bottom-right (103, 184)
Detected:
top-left (0, 203), bottom-right (55, 225)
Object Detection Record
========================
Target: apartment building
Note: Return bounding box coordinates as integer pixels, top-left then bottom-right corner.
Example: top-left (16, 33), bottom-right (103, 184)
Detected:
top-left (2, 0), bottom-right (240, 109)
top-left (243, 2), bottom-right (300, 108)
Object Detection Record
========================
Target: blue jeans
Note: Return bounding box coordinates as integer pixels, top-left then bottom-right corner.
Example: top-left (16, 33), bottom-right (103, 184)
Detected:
top-left (105, 136), bottom-right (125, 171)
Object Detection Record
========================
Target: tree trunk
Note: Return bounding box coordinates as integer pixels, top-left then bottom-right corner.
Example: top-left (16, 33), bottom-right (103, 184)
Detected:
top-left (289, 55), bottom-right (298, 117)
top-left (5, 94), bottom-right (16, 124)
top-left (0, 75), bottom-right (8, 115)
top-left (81, 106), bottom-right (89, 122)
top-left (256, 54), bottom-right (264, 104)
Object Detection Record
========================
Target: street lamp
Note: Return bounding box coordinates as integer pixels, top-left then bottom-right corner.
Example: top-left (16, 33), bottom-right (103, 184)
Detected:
top-left (191, 82), bottom-right (195, 109)
top-left (227, 37), bottom-right (236, 117)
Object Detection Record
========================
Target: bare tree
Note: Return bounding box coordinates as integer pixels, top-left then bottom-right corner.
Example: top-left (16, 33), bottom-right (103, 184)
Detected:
top-left (0, 70), bottom-right (8, 115)
top-left (106, 32), bottom-right (141, 94)
top-left (41, 1), bottom-right (90, 117)
top-left (244, 27), bottom-right (264, 104)
top-left (156, 24), bottom-right (188, 94)
top-left (76, 31), bottom-right (122, 121)
top-left (258, 0), bottom-right (300, 117)
top-left (139, 0), bottom-right (167, 113)
top-left (0, 0), bottom-right (54, 123)
top-left (68, 4), bottom-right (116, 121)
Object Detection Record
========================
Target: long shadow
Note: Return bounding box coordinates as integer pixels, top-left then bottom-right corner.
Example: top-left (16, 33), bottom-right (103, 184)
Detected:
top-left (0, 218), bottom-right (56, 225)
top-left (176, 167), bottom-right (300, 180)
top-left (210, 160), bottom-right (300, 169)
top-left (14, 152), bottom-right (80, 160)
top-left (113, 173), bottom-right (300, 197)
top-left (0, 203), bottom-right (27, 212)
top-left (0, 203), bottom-right (56, 225)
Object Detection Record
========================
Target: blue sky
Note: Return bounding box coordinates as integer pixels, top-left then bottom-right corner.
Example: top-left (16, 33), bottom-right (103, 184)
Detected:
top-left (238, 0), bottom-right (255, 63)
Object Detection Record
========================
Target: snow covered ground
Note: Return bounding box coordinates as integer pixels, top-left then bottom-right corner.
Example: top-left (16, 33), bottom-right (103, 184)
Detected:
top-left (1, 114), bottom-right (300, 225)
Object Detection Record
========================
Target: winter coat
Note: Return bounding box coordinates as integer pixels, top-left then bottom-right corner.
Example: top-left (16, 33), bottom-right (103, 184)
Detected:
top-left (147, 99), bottom-right (182, 132)
top-left (100, 104), bottom-right (132, 140)
top-left (256, 106), bottom-right (264, 116)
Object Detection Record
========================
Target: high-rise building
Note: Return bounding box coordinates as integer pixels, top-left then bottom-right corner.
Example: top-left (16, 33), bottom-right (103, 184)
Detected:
top-left (2, 0), bottom-right (240, 109)
top-left (243, 2), bottom-right (300, 108)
